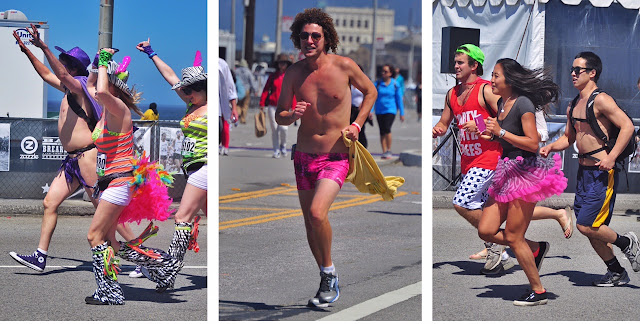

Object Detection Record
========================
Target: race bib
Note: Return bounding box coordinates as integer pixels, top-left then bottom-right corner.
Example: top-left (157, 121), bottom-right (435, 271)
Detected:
top-left (96, 152), bottom-right (107, 177)
top-left (182, 137), bottom-right (196, 158)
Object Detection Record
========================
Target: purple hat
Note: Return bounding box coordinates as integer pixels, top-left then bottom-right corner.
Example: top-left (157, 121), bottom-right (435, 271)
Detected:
top-left (54, 46), bottom-right (90, 69)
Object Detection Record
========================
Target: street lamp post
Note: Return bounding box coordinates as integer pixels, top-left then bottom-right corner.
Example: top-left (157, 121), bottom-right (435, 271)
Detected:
top-left (98, 0), bottom-right (114, 49)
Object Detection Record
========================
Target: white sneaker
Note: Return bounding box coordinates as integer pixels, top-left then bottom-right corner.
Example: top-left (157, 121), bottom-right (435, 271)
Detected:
top-left (129, 265), bottom-right (145, 278)
top-left (272, 151), bottom-right (281, 158)
top-left (222, 147), bottom-right (229, 156)
top-left (280, 146), bottom-right (287, 157)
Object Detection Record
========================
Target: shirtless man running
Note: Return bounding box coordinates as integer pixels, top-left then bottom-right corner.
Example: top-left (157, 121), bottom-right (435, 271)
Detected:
top-left (9, 24), bottom-right (135, 272)
top-left (275, 8), bottom-right (377, 307)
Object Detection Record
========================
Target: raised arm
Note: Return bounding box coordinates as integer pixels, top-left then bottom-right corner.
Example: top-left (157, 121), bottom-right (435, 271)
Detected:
top-left (136, 38), bottom-right (188, 103)
top-left (27, 24), bottom-right (83, 94)
top-left (96, 49), bottom-right (129, 119)
top-left (13, 28), bottom-right (64, 92)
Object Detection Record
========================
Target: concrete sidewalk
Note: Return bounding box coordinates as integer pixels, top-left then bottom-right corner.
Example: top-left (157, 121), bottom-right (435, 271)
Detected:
top-left (433, 190), bottom-right (640, 216)
top-left (0, 198), bottom-right (185, 217)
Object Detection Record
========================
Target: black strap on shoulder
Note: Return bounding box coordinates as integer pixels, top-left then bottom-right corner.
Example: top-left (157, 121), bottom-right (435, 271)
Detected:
top-left (570, 88), bottom-right (607, 157)
top-left (481, 84), bottom-right (496, 118)
top-left (66, 93), bottom-right (97, 131)
top-left (445, 88), bottom-right (453, 111)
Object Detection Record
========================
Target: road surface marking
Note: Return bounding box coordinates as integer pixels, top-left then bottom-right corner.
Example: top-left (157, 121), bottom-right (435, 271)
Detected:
top-left (220, 187), bottom-right (297, 203)
top-left (0, 265), bottom-right (207, 269)
top-left (318, 281), bottom-right (421, 321)
top-left (219, 192), bottom-right (407, 230)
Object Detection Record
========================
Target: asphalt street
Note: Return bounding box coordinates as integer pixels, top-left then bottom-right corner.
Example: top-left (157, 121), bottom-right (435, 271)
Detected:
top-left (0, 216), bottom-right (207, 321)
top-left (219, 111), bottom-right (423, 321)
top-left (432, 206), bottom-right (640, 321)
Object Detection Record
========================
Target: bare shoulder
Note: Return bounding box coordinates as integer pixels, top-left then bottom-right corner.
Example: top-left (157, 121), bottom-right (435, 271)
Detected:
top-left (331, 54), bottom-right (356, 70)
top-left (593, 92), bottom-right (620, 113)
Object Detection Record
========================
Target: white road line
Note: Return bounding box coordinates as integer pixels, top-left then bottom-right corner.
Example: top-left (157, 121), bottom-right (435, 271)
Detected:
top-left (0, 265), bottom-right (207, 269)
top-left (318, 281), bottom-right (421, 321)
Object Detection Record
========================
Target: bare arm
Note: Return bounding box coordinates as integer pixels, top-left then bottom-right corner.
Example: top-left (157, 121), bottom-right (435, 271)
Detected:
top-left (348, 58), bottom-right (377, 130)
top-left (595, 94), bottom-right (635, 169)
top-left (275, 67), bottom-right (307, 125)
top-left (136, 38), bottom-right (188, 103)
top-left (13, 28), bottom-right (64, 92)
top-left (432, 90), bottom-right (454, 138)
top-left (96, 49), bottom-right (128, 120)
top-left (28, 24), bottom-right (83, 95)
top-left (480, 83), bottom-right (500, 116)
top-left (485, 112), bottom-right (539, 153)
top-left (540, 105), bottom-right (574, 157)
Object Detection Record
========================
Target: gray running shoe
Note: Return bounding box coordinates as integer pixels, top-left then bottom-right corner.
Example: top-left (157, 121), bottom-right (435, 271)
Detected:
top-left (480, 257), bottom-right (514, 275)
top-left (307, 272), bottom-right (339, 307)
top-left (483, 243), bottom-right (504, 272)
top-left (622, 232), bottom-right (640, 272)
top-left (593, 270), bottom-right (630, 287)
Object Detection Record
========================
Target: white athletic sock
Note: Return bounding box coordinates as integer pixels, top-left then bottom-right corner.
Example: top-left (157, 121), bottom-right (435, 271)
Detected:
top-left (37, 248), bottom-right (48, 256)
top-left (321, 264), bottom-right (336, 275)
top-left (501, 251), bottom-right (509, 260)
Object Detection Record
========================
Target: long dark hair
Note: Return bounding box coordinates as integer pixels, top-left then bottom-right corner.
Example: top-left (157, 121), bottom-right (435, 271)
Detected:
top-left (496, 58), bottom-right (560, 112)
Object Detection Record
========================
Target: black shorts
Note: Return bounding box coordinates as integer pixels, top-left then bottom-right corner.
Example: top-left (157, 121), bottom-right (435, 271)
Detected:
top-left (376, 113), bottom-right (396, 135)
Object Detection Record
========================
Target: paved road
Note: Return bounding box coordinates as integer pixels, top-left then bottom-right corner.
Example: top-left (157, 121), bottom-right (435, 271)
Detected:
top-left (432, 207), bottom-right (640, 321)
top-left (0, 216), bottom-right (207, 321)
top-left (219, 113), bottom-right (422, 321)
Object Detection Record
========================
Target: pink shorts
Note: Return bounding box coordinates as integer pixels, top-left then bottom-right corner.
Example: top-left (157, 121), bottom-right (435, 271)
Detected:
top-left (294, 151), bottom-right (349, 190)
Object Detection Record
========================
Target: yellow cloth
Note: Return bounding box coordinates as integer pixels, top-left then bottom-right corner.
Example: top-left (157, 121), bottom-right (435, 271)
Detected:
top-left (342, 133), bottom-right (405, 201)
top-left (141, 109), bottom-right (159, 121)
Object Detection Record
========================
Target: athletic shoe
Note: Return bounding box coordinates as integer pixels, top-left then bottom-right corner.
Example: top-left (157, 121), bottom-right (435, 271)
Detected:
top-left (483, 243), bottom-right (504, 273)
top-left (9, 250), bottom-right (46, 272)
top-left (513, 290), bottom-right (548, 306)
top-left (307, 272), bottom-right (339, 307)
top-left (128, 265), bottom-right (145, 278)
top-left (593, 269), bottom-right (630, 287)
top-left (222, 147), bottom-right (229, 156)
top-left (280, 146), bottom-right (287, 157)
top-left (381, 151), bottom-right (393, 160)
top-left (272, 151), bottom-right (281, 158)
top-left (622, 232), bottom-right (640, 272)
top-left (84, 296), bottom-right (110, 305)
top-left (534, 241), bottom-right (550, 272)
top-left (480, 257), bottom-right (515, 275)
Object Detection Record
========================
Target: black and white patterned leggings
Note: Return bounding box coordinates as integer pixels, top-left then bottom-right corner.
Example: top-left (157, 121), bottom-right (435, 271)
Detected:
top-left (90, 242), bottom-right (125, 305)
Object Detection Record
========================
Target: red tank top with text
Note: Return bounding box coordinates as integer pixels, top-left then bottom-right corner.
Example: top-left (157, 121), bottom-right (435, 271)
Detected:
top-left (449, 78), bottom-right (502, 173)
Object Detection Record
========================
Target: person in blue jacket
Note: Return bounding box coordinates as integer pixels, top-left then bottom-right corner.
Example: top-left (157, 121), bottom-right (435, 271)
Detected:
top-left (374, 64), bottom-right (404, 159)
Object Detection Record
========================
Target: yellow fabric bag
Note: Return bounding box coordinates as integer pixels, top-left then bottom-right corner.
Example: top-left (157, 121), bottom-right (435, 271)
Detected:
top-left (342, 133), bottom-right (405, 201)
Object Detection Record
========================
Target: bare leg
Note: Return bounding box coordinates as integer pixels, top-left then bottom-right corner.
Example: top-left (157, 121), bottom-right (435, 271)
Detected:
top-left (478, 198), bottom-right (539, 253)
top-left (174, 183), bottom-right (207, 223)
top-left (39, 171), bottom-right (80, 251)
top-left (532, 206), bottom-right (572, 238)
top-left (453, 205), bottom-right (482, 229)
top-left (87, 199), bottom-right (126, 249)
top-left (577, 224), bottom-right (618, 261)
top-left (298, 179), bottom-right (342, 269)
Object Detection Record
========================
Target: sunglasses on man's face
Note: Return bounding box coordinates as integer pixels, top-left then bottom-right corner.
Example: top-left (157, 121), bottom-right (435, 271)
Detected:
top-left (570, 66), bottom-right (593, 75)
top-left (299, 32), bottom-right (322, 41)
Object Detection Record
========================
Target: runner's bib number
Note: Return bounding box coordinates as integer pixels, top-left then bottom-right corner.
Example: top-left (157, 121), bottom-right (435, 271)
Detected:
top-left (96, 153), bottom-right (107, 177)
top-left (182, 137), bottom-right (196, 158)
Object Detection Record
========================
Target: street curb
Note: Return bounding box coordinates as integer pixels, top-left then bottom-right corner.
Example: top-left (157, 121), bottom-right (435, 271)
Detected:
top-left (400, 149), bottom-right (422, 167)
top-left (0, 199), bottom-right (185, 217)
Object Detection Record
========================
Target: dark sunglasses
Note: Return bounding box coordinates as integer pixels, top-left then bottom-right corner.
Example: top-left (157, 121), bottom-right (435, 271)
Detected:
top-left (182, 82), bottom-right (205, 95)
top-left (570, 66), bottom-right (593, 75)
top-left (299, 32), bottom-right (322, 41)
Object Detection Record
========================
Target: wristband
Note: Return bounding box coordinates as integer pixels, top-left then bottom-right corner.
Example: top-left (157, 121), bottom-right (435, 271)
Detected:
top-left (98, 49), bottom-right (113, 67)
top-left (148, 52), bottom-right (157, 59)
top-left (351, 122), bottom-right (361, 132)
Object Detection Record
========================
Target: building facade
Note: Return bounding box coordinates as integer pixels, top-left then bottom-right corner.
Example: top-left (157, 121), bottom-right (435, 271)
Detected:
top-left (325, 6), bottom-right (394, 56)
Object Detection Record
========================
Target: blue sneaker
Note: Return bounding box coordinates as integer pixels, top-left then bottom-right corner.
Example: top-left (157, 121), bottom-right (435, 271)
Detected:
top-left (9, 250), bottom-right (46, 272)
top-left (128, 265), bottom-right (146, 278)
top-left (308, 272), bottom-right (339, 307)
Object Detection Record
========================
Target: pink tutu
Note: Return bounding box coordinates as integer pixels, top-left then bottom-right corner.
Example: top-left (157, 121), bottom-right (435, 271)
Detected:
top-left (488, 153), bottom-right (567, 203)
top-left (118, 153), bottom-right (176, 224)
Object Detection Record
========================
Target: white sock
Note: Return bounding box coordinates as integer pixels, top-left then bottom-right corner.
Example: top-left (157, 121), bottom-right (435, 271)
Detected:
top-left (37, 248), bottom-right (48, 256)
top-left (501, 251), bottom-right (509, 260)
top-left (321, 264), bottom-right (336, 275)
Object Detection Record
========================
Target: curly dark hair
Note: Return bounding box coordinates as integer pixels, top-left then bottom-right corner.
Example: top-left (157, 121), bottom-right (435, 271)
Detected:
top-left (289, 8), bottom-right (339, 54)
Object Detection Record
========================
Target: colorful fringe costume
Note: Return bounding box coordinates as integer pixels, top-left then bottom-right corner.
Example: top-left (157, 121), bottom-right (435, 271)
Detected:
top-left (118, 152), bottom-right (175, 224)
top-left (488, 153), bottom-right (567, 203)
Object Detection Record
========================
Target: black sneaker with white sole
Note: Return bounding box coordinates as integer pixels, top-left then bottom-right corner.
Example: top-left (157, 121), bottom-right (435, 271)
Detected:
top-left (593, 269), bottom-right (630, 287)
top-left (307, 272), bottom-right (339, 307)
top-left (513, 290), bottom-right (548, 306)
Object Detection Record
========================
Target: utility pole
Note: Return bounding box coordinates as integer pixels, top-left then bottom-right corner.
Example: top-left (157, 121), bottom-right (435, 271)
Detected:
top-left (98, 0), bottom-right (114, 49)
top-left (275, 0), bottom-right (283, 56)
top-left (407, 11), bottom-right (415, 84)
top-left (242, 0), bottom-right (247, 60)
top-left (369, 0), bottom-right (377, 80)
top-left (244, 0), bottom-right (255, 66)
top-left (231, 0), bottom-right (236, 34)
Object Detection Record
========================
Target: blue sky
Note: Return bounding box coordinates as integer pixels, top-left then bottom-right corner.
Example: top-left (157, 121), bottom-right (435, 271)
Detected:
top-left (4, 0), bottom-right (207, 108)
top-left (219, 0), bottom-right (422, 51)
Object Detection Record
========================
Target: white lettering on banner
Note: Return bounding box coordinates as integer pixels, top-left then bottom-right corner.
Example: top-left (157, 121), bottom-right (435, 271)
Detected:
top-left (41, 137), bottom-right (67, 160)
top-left (19, 154), bottom-right (38, 160)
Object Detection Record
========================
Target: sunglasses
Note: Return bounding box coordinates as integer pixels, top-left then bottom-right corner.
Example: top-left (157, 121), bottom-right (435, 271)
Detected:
top-left (182, 82), bottom-right (205, 95)
top-left (299, 32), bottom-right (322, 41)
top-left (570, 66), bottom-right (593, 75)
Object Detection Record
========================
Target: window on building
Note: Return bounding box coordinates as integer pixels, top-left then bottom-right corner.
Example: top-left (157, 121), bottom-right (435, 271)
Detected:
top-left (335, 19), bottom-right (339, 26)
top-left (356, 36), bottom-right (360, 42)
top-left (343, 19), bottom-right (346, 27)
top-left (349, 36), bottom-right (353, 42)
top-left (357, 20), bottom-right (361, 28)
top-left (365, 20), bottom-right (369, 28)
top-left (350, 20), bottom-right (354, 27)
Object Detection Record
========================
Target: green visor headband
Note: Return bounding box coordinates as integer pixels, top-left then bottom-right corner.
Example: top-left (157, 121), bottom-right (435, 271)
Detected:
top-left (456, 44), bottom-right (484, 65)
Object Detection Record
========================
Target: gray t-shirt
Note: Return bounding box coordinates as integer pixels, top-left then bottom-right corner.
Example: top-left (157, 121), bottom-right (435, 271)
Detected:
top-left (497, 96), bottom-right (537, 159)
